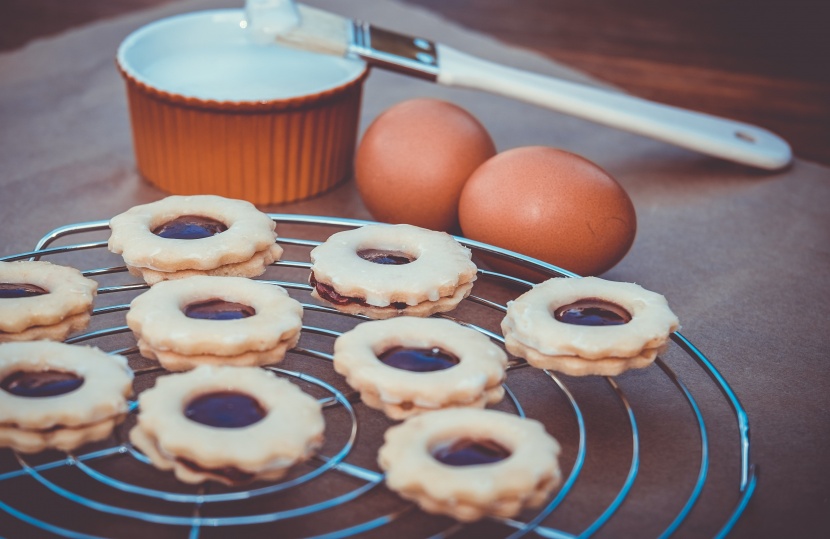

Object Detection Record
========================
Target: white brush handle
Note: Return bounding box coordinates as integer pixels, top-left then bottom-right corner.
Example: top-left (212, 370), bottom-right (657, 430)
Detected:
top-left (436, 45), bottom-right (792, 170)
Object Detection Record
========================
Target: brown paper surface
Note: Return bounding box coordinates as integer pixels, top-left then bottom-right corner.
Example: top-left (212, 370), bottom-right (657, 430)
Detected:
top-left (1, 0), bottom-right (829, 538)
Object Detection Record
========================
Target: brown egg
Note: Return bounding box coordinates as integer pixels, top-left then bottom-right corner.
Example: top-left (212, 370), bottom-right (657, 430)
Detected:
top-left (458, 146), bottom-right (636, 278)
top-left (355, 99), bottom-right (496, 233)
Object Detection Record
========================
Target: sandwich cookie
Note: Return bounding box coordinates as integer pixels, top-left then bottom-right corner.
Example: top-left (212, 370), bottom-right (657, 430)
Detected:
top-left (502, 276), bottom-right (680, 376)
top-left (333, 317), bottom-right (507, 420)
top-left (127, 276), bottom-right (303, 371)
top-left (129, 365), bottom-right (324, 486)
top-left (108, 195), bottom-right (283, 285)
top-left (0, 341), bottom-right (133, 453)
top-left (0, 261), bottom-right (97, 342)
top-left (309, 224), bottom-right (477, 319)
top-left (378, 408), bottom-right (562, 522)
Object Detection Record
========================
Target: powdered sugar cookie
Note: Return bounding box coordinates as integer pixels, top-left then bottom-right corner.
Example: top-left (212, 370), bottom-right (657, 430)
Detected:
top-left (378, 408), bottom-right (561, 522)
top-left (127, 276), bottom-right (303, 371)
top-left (0, 341), bottom-right (133, 453)
top-left (129, 365), bottom-right (324, 486)
top-left (108, 195), bottom-right (283, 285)
top-left (502, 276), bottom-right (680, 376)
top-left (309, 224), bottom-right (477, 319)
top-left (333, 317), bottom-right (507, 419)
top-left (0, 261), bottom-right (97, 343)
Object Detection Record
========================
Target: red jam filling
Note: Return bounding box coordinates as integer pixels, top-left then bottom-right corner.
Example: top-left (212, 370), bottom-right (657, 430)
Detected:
top-left (184, 391), bottom-right (266, 428)
top-left (184, 299), bottom-right (255, 320)
top-left (432, 438), bottom-right (511, 466)
top-left (152, 215), bottom-right (228, 240)
top-left (554, 298), bottom-right (631, 326)
top-left (1, 370), bottom-right (84, 398)
top-left (0, 283), bottom-right (48, 299)
top-left (378, 346), bottom-right (459, 372)
top-left (357, 249), bottom-right (414, 265)
top-left (309, 272), bottom-right (409, 310)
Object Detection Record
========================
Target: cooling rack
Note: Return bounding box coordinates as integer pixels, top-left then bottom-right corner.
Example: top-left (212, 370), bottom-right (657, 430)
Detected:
top-left (0, 214), bottom-right (756, 539)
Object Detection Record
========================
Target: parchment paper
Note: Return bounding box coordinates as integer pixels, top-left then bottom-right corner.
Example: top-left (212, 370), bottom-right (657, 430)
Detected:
top-left (1, 0), bottom-right (828, 538)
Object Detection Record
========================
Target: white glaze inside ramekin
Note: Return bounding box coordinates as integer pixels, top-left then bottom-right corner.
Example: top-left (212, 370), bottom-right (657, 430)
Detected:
top-left (117, 10), bottom-right (366, 102)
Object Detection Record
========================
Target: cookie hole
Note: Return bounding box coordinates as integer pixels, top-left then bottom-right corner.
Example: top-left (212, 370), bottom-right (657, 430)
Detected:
top-left (553, 297), bottom-right (631, 326)
top-left (184, 299), bottom-right (256, 320)
top-left (0, 369), bottom-right (84, 397)
top-left (357, 249), bottom-right (415, 265)
top-left (152, 214), bottom-right (228, 240)
top-left (431, 438), bottom-right (512, 467)
top-left (0, 282), bottom-right (49, 299)
top-left (184, 391), bottom-right (266, 428)
top-left (378, 346), bottom-right (460, 372)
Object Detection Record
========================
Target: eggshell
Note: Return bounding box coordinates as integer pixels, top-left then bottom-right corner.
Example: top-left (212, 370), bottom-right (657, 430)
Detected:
top-left (355, 99), bottom-right (496, 233)
top-left (458, 146), bottom-right (636, 278)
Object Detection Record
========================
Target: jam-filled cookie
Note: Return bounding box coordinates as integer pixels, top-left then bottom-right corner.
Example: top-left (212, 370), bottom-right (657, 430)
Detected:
top-left (108, 195), bottom-right (283, 285)
top-left (0, 261), bottom-right (97, 343)
top-left (502, 276), bottom-right (680, 376)
top-left (309, 224), bottom-right (477, 319)
top-left (333, 317), bottom-right (507, 419)
top-left (0, 341), bottom-right (133, 453)
top-left (378, 408), bottom-right (561, 522)
top-left (129, 365), bottom-right (324, 486)
top-left (127, 276), bottom-right (304, 371)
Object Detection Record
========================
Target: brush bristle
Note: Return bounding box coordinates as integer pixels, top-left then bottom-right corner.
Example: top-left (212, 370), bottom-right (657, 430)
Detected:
top-left (275, 4), bottom-right (351, 57)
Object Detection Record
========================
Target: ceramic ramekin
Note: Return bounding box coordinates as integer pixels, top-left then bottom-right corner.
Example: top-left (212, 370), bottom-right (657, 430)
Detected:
top-left (117, 10), bottom-right (369, 205)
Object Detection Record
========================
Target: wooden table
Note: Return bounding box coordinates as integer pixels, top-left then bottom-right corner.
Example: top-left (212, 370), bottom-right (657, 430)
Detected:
top-left (1, 0), bottom-right (828, 164)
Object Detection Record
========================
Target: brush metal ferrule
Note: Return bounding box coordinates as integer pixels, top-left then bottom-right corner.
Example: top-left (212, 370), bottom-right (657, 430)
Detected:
top-left (348, 21), bottom-right (439, 81)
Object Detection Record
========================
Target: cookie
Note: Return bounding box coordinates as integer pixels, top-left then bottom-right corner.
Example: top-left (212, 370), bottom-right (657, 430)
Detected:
top-left (129, 365), bottom-right (324, 486)
top-left (309, 224), bottom-right (477, 319)
top-left (502, 276), bottom-right (680, 376)
top-left (127, 276), bottom-right (304, 371)
top-left (0, 261), bottom-right (97, 343)
top-left (333, 317), bottom-right (507, 419)
top-left (378, 408), bottom-right (562, 522)
top-left (0, 341), bottom-right (133, 453)
top-left (108, 195), bottom-right (283, 285)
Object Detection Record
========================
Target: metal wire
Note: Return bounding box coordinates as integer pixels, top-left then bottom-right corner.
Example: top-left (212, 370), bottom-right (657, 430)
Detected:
top-left (0, 214), bottom-right (756, 538)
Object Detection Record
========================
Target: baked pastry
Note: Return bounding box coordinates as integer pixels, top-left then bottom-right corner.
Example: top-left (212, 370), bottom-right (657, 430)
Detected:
top-left (309, 224), bottom-right (477, 319)
top-left (127, 275), bottom-right (304, 371)
top-left (0, 341), bottom-right (133, 453)
top-left (378, 408), bottom-right (561, 522)
top-left (333, 317), bottom-right (507, 419)
top-left (0, 261), bottom-right (97, 342)
top-left (108, 195), bottom-right (283, 285)
top-left (129, 365), bottom-right (324, 486)
top-left (502, 276), bottom-right (680, 376)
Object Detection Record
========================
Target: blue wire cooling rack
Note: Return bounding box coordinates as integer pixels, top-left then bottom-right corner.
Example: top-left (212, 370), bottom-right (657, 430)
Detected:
top-left (0, 214), bottom-right (756, 539)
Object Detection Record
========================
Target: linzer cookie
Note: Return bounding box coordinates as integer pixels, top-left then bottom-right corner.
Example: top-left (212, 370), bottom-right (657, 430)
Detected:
top-left (0, 341), bottom-right (133, 453)
top-left (129, 365), bottom-right (324, 486)
top-left (127, 276), bottom-right (303, 371)
top-left (108, 195), bottom-right (283, 285)
top-left (333, 317), bottom-right (507, 419)
top-left (0, 261), bottom-right (97, 343)
top-left (378, 408), bottom-right (562, 522)
top-left (309, 224), bottom-right (477, 319)
top-left (502, 276), bottom-right (680, 376)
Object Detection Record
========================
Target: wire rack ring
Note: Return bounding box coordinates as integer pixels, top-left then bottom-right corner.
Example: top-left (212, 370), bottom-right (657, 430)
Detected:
top-left (0, 214), bottom-right (756, 539)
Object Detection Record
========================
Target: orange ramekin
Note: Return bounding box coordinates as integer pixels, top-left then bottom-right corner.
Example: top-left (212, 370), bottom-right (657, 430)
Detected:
top-left (117, 10), bottom-right (369, 205)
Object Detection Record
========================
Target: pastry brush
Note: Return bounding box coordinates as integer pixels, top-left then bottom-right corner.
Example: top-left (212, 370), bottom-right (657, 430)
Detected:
top-left (275, 3), bottom-right (792, 170)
